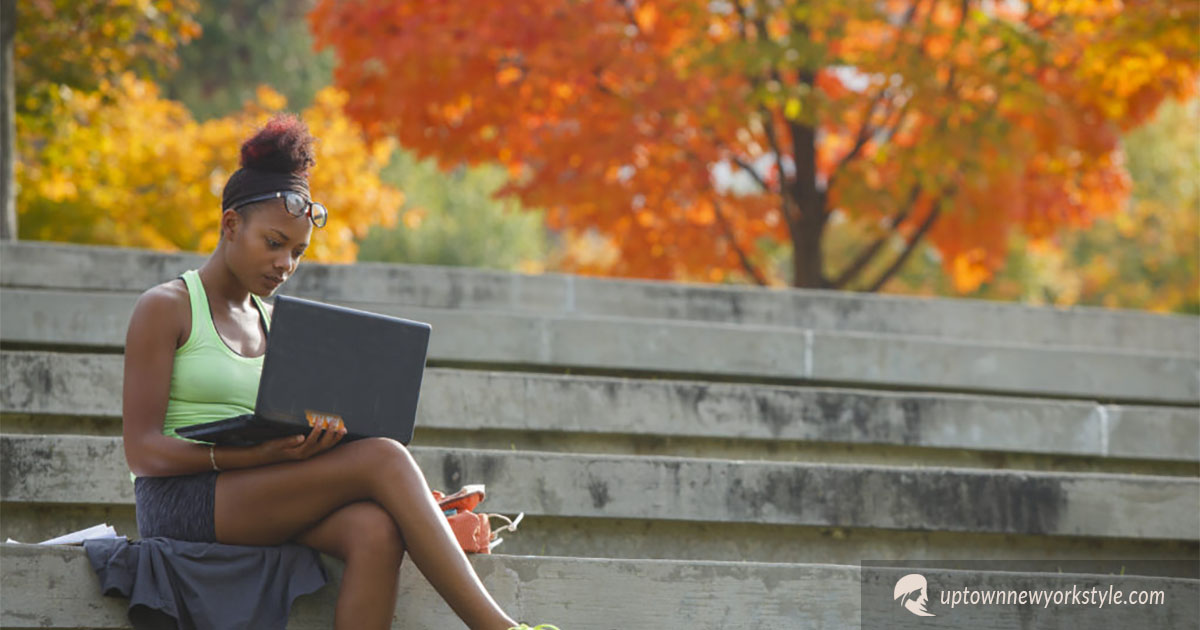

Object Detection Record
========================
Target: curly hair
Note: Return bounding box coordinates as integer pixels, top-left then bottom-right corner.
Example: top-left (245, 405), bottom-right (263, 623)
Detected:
top-left (238, 114), bottom-right (317, 175)
top-left (220, 114), bottom-right (316, 213)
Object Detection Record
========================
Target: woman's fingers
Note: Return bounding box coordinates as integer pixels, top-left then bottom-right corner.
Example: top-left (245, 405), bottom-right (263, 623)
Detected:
top-left (258, 419), bottom-right (345, 462)
top-left (300, 418), bottom-right (345, 458)
top-left (316, 419), bottom-right (346, 452)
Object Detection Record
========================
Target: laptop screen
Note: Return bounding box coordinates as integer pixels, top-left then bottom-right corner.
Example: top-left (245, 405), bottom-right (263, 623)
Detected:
top-left (255, 295), bottom-right (431, 445)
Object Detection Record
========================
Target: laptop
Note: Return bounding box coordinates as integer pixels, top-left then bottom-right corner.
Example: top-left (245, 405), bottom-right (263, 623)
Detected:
top-left (176, 295), bottom-right (431, 446)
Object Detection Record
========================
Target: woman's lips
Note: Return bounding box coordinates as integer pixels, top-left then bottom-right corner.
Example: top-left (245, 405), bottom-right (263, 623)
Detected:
top-left (264, 275), bottom-right (283, 288)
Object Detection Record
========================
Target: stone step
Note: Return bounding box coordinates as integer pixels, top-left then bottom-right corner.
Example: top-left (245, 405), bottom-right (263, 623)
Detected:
top-left (4, 290), bottom-right (1197, 404)
top-left (3, 544), bottom-right (1196, 629)
top-left (4, 350), bottom-right (1198, 464)
top-left (5, 241), bottom-right (1196, 355)
top-left (3, 435), bottom-right (1196, 543)
top-left (10, 505), bottom-right (1199, 571)
top-left (0, 544), bottom-right (852, 629)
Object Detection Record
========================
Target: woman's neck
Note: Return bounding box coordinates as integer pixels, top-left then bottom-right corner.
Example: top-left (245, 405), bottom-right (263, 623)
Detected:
top-left (197, 247), bottom-right (255, 312)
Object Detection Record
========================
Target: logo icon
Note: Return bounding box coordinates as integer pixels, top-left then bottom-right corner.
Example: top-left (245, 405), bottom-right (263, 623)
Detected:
top-left (894, 573), bottom-right (936, 617)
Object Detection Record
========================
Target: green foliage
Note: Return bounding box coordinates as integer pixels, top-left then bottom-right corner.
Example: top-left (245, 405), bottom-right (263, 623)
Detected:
top-left (1123, 98), bottom-right (1198, 216)
top-left (157, 0), bottom-right (335, 121)
top-left (357, 150), bottom-right (550, 271)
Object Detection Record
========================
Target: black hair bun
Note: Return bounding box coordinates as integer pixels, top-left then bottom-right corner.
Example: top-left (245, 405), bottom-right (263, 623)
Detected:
top-left (239, 114), bottom-right (316, 175)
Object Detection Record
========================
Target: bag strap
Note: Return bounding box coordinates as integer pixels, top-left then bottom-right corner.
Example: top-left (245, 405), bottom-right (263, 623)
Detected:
top-left (484, 512), bottom-right (524, 551)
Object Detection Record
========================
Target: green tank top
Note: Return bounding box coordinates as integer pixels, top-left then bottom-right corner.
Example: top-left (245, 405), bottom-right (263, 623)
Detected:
top-left (130, 270), bottom-right (270, 480)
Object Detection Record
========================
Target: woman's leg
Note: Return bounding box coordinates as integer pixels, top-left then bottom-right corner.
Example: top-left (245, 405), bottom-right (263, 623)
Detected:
top-left (293, 501), bottom-right (405, 630)
top-left (213, 438), bottom-right (516, 630)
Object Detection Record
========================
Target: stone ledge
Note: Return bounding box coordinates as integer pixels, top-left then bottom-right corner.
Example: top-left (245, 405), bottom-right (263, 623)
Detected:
top-left (4, 351), bottom-right (1197, 462)
top-left (5, 504), bottom-right (1197, 571)
top-left (3, 544), bottom-right (1196, 630)
top-left (4, 241), bottom-right (1195, 355)
top-left (3, 290), bottom-right (1196, 403)
top-left (0, 543), bottom-right (861, 629)
top-left (3, 435), bottom-right (1197, 540)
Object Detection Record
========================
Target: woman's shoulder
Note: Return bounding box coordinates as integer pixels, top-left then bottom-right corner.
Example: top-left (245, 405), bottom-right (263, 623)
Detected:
top-left (128, 279), bottom-right (191, 347)
top-left (138, 278), bottom-right (189, 311)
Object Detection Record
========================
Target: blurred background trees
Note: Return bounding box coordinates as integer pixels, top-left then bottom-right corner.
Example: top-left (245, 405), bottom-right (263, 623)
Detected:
top-left (9, 0), bottom-right (1197, 313)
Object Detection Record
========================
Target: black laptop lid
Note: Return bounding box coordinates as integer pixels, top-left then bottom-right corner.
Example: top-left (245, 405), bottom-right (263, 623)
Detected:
top-left (256, 295), bottom-right (431, 445)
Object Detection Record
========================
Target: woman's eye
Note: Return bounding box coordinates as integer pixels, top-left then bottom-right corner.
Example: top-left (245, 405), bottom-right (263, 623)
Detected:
top-left (267, 239), bottom-right (281, 248)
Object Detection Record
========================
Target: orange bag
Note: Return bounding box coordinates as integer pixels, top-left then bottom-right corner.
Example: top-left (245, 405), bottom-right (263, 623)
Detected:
top-left (432, 484), bottom-right (523, 554)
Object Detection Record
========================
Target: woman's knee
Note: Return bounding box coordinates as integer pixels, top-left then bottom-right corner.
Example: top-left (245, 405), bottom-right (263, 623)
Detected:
top-left (352, 437), bottom-right (417, 475)
top-left (344, 502), bottom-right (405, 565)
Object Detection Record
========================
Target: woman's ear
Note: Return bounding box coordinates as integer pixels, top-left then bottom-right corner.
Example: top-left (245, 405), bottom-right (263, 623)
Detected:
top-left (220, 209), bottom-right (243, 241)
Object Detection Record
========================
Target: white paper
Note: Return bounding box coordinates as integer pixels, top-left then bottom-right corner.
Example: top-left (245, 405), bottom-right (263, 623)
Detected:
top-left (9, 523), bottom-right (122, 546)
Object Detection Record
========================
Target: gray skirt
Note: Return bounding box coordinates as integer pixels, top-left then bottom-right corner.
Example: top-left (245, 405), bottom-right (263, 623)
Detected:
top-left (134, 471), bottom-right (220, 543)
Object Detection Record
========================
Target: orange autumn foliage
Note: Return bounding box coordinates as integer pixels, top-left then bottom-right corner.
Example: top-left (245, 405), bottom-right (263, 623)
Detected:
top-left (310, 0), bottom-right (1197, 290)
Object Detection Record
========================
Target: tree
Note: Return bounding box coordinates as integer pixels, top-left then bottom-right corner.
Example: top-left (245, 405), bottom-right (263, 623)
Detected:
top-left (157, 0), bottom-right (336, 121)
top-left (309, 0), bottom-right (1197, 290)
top-left (357, 149), bottom-right (549, 271)
top-left (17, 77), bottom-right (401, 262)
top-left (2, 0), bottom-right (15, 239)
top-left (6, 0), bottom-right (201, 240)
top-left (154, 0), bottom-right (551, 270)
top-left (884, 98), bottom-right (1198, 314)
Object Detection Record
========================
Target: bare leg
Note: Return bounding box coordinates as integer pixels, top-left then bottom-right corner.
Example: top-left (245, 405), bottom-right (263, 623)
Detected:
top-left (214, 438), bottom-right (516, 630)
top-left (293, 501), bottom-right (404, 630)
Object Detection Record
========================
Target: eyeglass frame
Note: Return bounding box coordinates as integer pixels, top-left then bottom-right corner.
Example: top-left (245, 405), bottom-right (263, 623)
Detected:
top-left (229, 191), bottom-right (328, 228)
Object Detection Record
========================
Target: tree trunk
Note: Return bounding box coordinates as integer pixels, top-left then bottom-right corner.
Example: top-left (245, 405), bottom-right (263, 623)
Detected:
top-left (788, 120), bottom-right (829, 289)
top-left (791, 208), bottom-right (828, 289)
top-left (1, 0), bottom-right (15, 240)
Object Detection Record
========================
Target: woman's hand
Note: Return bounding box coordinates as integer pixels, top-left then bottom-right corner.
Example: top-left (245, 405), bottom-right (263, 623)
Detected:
top-left (257, 419), bottom-right (347, 464)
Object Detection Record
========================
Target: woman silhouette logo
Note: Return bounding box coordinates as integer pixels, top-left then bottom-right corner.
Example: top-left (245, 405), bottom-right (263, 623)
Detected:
top-left (894, 573), bottom-right (937, 617)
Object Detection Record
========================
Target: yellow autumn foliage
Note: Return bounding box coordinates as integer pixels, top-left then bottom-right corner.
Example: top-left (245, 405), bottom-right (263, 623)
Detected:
top-left (17, 74), bottom-right (402, 262)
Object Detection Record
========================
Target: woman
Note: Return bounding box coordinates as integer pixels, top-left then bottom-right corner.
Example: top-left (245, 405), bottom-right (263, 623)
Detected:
top-left (122, 114), bottom-right (533, 629)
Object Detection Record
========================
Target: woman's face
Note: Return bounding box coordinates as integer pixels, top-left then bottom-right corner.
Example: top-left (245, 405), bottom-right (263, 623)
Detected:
top-left (222, 199), bottom-right (314, 297)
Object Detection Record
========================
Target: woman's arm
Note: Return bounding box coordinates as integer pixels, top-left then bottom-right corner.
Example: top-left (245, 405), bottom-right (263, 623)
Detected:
top-left (122, 285), bottom-right (261, 476)
top-left (121, 284), bottom-right (342, 477)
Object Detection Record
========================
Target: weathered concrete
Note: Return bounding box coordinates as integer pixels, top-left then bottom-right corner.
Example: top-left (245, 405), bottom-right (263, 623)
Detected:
top-left (6, 241), bottom-right (1197, 627)
top-left (5, 240), bottom-right (1196, 355)
top-left (3, 290), bottom-right (1197, 403)
top-left (0, 544), bottom-right (863, 629)
top-left (3, 435), bottom-right (1197, 540)
top-left (7, 504), bottom-right (1194, 574)
top-left (3, 544), bottom-right (1196, 630)
top-left (5, 350), bottom-right (1198, 463)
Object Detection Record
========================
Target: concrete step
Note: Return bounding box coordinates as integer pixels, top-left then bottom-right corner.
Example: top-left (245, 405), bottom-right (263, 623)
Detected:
top-left (5, 240), bottom-right (1196, 355)
top-left (0, 544), bottom-right (855, 629)
top-left (4, 290), bottom-right (1197, 404)
top-left (5, 351), bottom-right (1197, 465)
top-left (3, 435), bottom-right (1196, 544)
top-left (3, 544), bottom-right (1196, 629)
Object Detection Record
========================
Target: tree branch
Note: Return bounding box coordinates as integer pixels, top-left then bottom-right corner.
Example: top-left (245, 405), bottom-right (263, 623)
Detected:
top-left (732, 2), bottom-right (796, 230)
top-left (834, 97), bottom-right (882, 173)
top-left (829, 2), bottom-right (921, 185)
top-left (731, 156), bottom-right (772, 193)
top-left (863, 197), bottom-right (943, 292)
top-left (838, 1), bottom-right (974, 291)
top-left (759, 106), bottom-right (797, 230)
top-left (711, 195), bottom-right (769, 286)
top-left (829, 184), bottom-right (921, 289)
